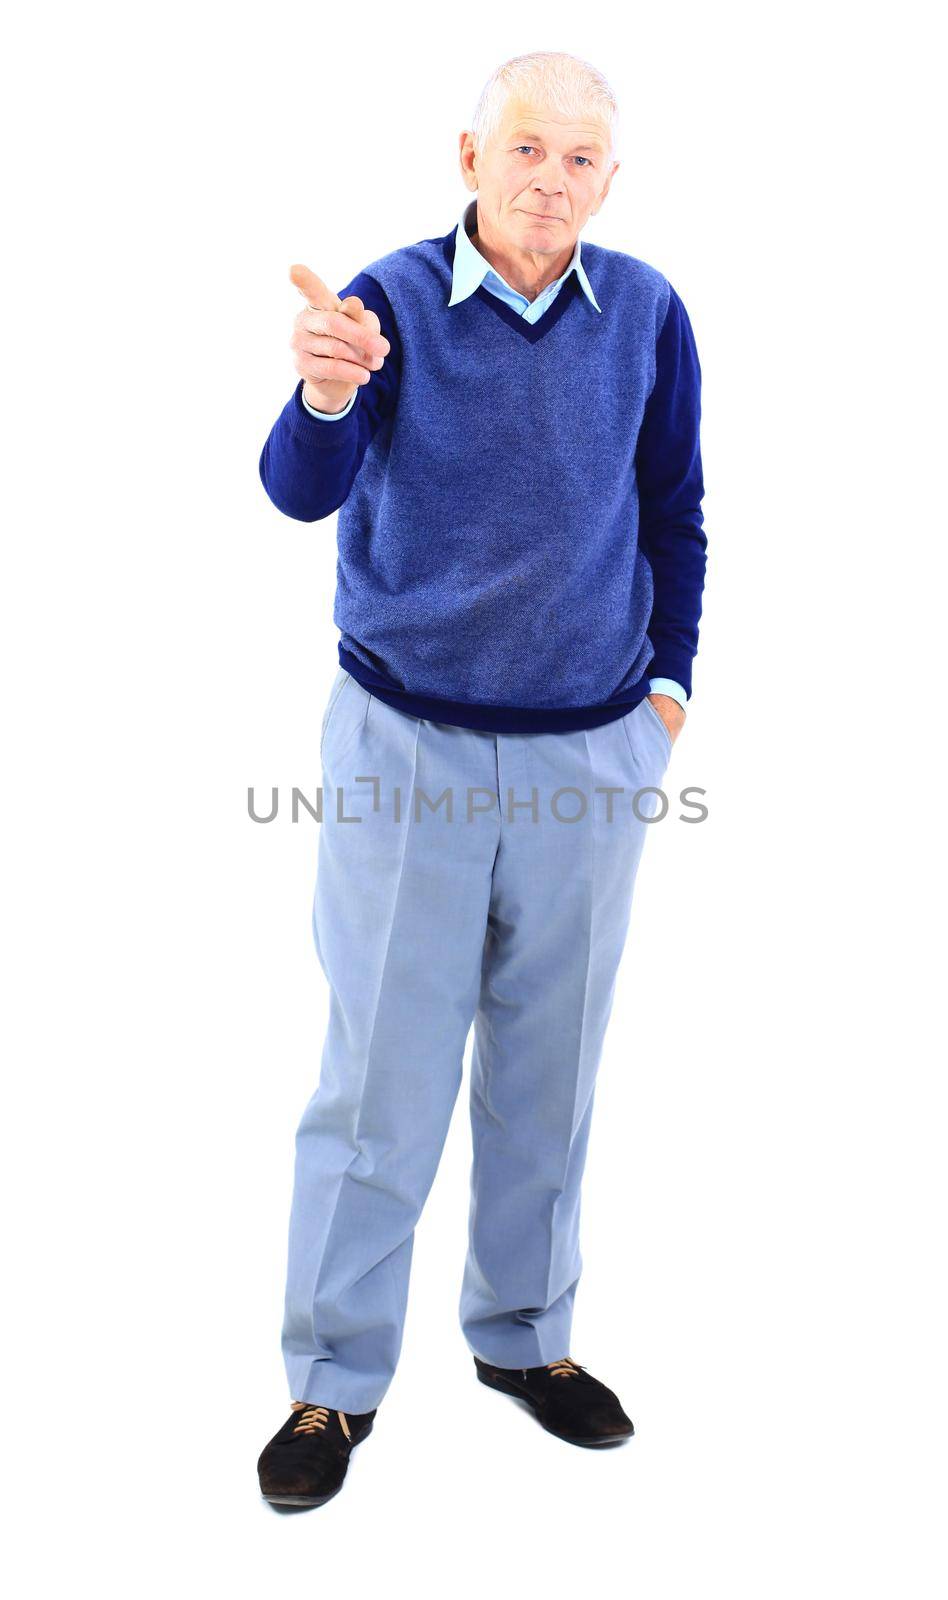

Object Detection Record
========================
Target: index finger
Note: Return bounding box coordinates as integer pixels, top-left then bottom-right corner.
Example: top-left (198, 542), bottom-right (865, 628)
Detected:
top-left (289, 263), bottom-right (343, 313)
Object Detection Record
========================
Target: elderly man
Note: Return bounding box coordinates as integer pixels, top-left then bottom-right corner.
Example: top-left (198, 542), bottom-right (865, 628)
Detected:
top-left (256, 50), bottom-right (706, 1508)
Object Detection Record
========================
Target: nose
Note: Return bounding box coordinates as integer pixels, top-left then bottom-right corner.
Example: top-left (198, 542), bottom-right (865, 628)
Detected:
top-left (531, 154), bottom-right (564, 194)
top-left (530, 185), bottom-right (563, 209)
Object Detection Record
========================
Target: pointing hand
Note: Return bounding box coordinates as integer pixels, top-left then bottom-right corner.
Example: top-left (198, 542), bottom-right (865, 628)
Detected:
top-left (289, 264), bottom-right (390, 414)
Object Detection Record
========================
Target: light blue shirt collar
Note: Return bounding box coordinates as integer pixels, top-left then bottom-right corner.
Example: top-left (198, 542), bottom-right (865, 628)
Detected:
top-left (448, 199), bottom-right (601, 315)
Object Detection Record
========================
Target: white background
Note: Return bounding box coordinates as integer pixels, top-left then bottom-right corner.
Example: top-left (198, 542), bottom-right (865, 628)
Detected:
top-left (3, 2), bottom-right (945, 1594)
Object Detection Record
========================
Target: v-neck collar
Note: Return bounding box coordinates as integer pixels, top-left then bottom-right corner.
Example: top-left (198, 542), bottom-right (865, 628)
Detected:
top-left (440, 205), bottom-right (596, 344)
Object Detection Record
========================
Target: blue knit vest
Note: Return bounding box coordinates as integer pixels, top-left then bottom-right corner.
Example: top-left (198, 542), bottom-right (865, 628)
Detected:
top-left (334, 227), bottom-right (671, 726)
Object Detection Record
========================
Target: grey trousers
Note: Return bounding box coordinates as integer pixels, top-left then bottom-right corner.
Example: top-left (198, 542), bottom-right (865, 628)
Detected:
top-left (282, 668), bottom-right (672, 1411)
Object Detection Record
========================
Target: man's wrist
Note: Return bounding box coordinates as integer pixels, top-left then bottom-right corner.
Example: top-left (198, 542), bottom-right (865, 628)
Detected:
top-left (300, 385), bottom-right (358, 421)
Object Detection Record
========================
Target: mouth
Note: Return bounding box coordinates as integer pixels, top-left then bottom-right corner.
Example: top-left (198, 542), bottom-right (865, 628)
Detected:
top-left (521, 211), bottom-right (560, 221)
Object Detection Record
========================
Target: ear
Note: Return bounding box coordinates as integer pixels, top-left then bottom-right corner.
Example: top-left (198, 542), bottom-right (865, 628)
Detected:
top-left (458, 130), bottom-right (478, 190)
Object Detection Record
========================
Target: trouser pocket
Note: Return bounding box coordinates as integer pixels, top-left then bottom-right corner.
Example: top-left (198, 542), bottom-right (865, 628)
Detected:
top-left (319, 668), bottom-right (351, 758)
top-left (639, 693), bottom-right (674, 761)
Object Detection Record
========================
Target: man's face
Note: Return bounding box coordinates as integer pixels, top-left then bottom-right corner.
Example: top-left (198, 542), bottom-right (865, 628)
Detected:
top-left (470, 96), bottom-right (618, 254)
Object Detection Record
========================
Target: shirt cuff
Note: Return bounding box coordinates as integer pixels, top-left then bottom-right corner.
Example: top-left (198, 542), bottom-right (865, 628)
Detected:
top-left (300, 387), bottom-right (358, 421)
top-left (648, 677), bottom-right (688, 710)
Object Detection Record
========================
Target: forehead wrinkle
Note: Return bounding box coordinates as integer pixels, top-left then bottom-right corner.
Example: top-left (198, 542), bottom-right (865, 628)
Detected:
top-left (506, 119), bottom-right (608, 152)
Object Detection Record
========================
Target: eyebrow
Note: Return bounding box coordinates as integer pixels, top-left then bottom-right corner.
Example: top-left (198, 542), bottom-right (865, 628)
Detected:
top-left (512, 131), bottom-right (605, 153)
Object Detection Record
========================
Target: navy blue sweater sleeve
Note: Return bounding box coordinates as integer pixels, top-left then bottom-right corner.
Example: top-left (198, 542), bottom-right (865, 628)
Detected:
top-left (259, 271), bottom-right (401, 523)
top-left (635, 283), bottom-right (707, 697)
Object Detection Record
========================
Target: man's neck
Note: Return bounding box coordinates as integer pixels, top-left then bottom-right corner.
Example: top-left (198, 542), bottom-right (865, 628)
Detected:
top-left (468, 203), bottom-right (572, 303)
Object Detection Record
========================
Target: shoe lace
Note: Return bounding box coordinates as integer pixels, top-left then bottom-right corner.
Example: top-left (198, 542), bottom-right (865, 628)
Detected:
top-left (291, 1402), bottom-right (352, 1440)
top-left (546, 1357), bottom-right (587, 1379)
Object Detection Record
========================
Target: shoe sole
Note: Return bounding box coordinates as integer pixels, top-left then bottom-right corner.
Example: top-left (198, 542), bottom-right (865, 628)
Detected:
top-left (260, 1421), bottom-right (374, 1508)
top-left (476, 1368), bottom-right (634, 1448)
top-left (263, 1489), bottom-right (342, 1509)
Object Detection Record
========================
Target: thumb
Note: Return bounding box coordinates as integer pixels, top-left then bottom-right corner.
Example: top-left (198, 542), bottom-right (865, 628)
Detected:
top-left (289, 263), bottom-right (343, 312)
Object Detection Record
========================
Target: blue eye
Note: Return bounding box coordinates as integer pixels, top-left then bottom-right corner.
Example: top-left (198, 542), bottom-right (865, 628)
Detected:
top-left (515, 145), bottom-right (592, 166)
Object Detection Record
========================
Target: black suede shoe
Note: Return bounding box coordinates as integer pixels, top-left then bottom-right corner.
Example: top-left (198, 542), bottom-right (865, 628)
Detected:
top-left (257, 1401), bottom-right (376, 1508)
top-left (474, 1354), bottom-right (634, 1447)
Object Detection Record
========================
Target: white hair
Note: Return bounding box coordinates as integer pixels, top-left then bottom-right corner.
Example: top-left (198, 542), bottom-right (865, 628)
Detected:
top-left (470, 51), bottom-right (620, 163)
